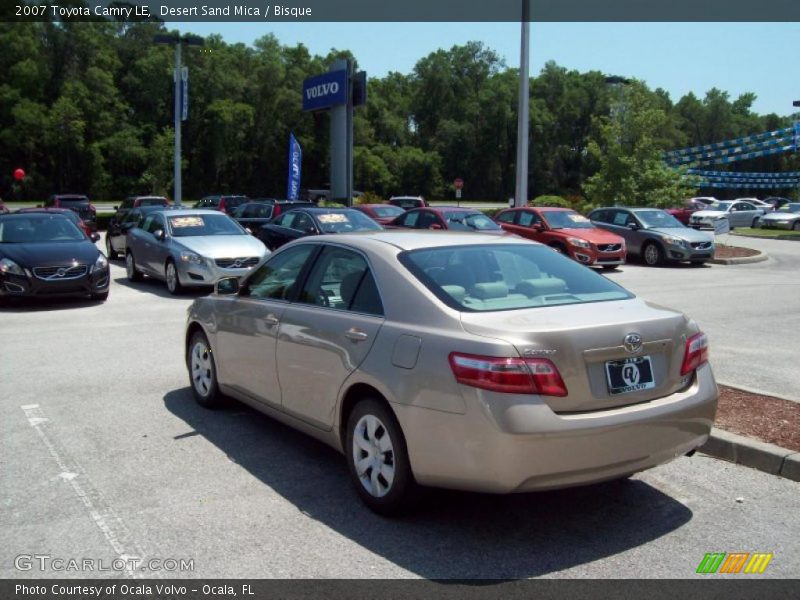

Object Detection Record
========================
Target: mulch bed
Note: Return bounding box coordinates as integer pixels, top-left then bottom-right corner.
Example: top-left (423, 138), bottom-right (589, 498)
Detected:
top-left (714, 244), bottom-right (760, 258)
top-left (715, 385), bottom-right (800, 452)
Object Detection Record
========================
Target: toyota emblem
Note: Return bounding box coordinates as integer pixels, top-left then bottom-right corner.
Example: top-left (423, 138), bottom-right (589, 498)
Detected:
top-left (232, 260), bottom-right (242, 268)
top-left (623, 333), bottom-right (643, 354)
top-left (56, 268), bottom-right (66, 277)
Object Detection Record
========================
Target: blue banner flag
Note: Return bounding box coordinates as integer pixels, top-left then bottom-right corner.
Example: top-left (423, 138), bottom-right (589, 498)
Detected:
top-left (287, 133), bottom-right (302, 201)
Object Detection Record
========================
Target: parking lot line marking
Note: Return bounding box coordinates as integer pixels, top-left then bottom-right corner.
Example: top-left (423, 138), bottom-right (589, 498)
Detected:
top-left (21, 404), bottom-right (155, 579)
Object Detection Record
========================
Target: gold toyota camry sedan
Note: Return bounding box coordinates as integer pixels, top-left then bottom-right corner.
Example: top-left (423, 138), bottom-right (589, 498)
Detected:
top-left (185, 231), bottom-right (718, 514)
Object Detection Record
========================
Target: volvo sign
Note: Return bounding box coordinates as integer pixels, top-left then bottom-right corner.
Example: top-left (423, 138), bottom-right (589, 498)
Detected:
top-left (302, 69), bottom-right (348, 112)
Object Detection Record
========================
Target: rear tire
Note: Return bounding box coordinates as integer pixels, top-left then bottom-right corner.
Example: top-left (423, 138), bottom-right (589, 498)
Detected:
top-left (345, 398), bottom-right (417, 516)
top-left (793, 221), bottom-right (800, 231)
top-left (126, 251), bottom-right (142, 282)
top-left (642, 242), bottom-right (664, 266)
top-left (188, 331), bottom-right (225, 408)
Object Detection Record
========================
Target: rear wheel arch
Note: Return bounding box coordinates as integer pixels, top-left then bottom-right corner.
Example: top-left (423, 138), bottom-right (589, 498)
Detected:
top-left (338, 383), bottom-right (396, 448)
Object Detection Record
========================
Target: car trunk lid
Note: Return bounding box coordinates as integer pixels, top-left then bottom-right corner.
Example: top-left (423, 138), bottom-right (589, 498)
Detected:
top-left (459, 298), bottom-right (693, 413)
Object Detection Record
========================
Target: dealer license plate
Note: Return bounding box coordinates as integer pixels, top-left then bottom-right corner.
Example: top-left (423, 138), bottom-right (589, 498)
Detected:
top-left (605, 356), bottom-right (656, 395)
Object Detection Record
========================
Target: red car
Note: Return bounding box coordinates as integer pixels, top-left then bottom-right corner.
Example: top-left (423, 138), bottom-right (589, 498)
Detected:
top-left (666, 200), bottom-right (711, 225)
top-left (16, 207), bottom-right (99, 241)
top-left (44, 194), bottom-right (97, 231)
top-left (388, 206), bottom-right (505, 233)
top-left (494, 207), bottom-right (625, 269)
top-left (353, 203), bottom-right (406, 225)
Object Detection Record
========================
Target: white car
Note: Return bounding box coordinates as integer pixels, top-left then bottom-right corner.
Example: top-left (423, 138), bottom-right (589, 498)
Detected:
top-left (689, 200), bottom-right (765, 230)
top-left (735, 197), bottom-right (774, 213)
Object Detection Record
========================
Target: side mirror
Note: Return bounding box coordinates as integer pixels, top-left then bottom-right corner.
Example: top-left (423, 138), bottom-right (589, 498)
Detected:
top-left (531, 223), bottom-right (543, 231)
top-left (245, 227), bottom-right (253, 235)
top-left (430, 223), bottom-right (443, 230)
top-left (90, 232), bottom-right (101, 243)
top-left (113, 205), bottom-right (118, 210)
top-left (628, 222), bottom-right (639, 230)
top-left (215, 277), bottom-right (240, 296)
top-left (153, 229), bottom-right (166, 241)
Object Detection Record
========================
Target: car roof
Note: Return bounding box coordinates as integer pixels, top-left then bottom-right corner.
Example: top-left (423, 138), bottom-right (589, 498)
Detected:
top-left (150, 209), bottom-right (222, 216)
top-left (300, 230), bottom-right (531, 252)
top-left (527, 206), bottom-right (572, 212)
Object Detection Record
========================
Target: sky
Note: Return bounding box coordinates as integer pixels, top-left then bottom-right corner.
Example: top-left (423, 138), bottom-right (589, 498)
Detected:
top-left (174, 22), bottom-right (800, 116)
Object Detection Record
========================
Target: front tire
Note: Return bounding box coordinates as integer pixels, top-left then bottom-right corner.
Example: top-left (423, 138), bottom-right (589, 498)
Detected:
top-left (126, 251), bottom-right (142, 282)
top-left (793, 221), bottom-right (800, 231)
top-left (345, 399), bottom-right (417, 516)
top-left (642, 242), bottom-right (664, 266)
top-left (165, 260), bottom-right (183, 295)
top-left (106, 236), bottom-right (119, 260)
top-left (188, 331), bottom-right (225, 408)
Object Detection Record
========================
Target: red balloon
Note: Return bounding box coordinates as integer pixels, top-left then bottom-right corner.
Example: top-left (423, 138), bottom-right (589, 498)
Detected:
top-left (14, 168), bottom-right (25, 181)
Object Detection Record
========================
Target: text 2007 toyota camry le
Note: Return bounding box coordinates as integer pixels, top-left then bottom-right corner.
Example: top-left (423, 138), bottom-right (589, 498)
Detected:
top-left (184, 231), bottom-right (718, 514)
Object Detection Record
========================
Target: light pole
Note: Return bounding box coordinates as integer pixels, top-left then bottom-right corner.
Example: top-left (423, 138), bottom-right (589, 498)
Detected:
top-left (514, 1), bottom-right (530, 207)
top-left (153, 33), bottom-right (204, 207)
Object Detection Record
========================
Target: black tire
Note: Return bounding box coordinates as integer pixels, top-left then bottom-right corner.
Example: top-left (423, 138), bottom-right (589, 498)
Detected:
top-left (752, 217), bottom-right (760, 228)
top-left (91, 291), bottom-right (109, 301)
top-left (642, 242), bottom-right (664, 266)
top-left (165, 259), bottom-right (183, 295)
top-left (187, 331), bottom-right (226, 408)
top-left (690, 261), bottom-right (706, 267)
top-left (793, 221), bottom-right (800, 231)
top-left (345, 398), bottom-right (418, 516)
top-left (106, 236), bottom-right (118, 260)
top-left (125, 251), bottom-right (142, 282)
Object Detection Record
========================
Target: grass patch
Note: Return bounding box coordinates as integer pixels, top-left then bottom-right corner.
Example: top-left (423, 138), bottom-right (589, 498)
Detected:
top-left (733, 227), bottom-right (800, 238)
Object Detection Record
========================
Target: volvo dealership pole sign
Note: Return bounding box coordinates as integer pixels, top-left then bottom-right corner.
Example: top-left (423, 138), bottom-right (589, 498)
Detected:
top-left (302, 69), bottom-right (348, 112)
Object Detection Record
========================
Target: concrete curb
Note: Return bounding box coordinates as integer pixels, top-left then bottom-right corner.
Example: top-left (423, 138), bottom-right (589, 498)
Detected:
top-left (708, 251), bottom-right (768, 265)
top-left (730, 232), bottom-right (800, 242)
top-left (700, 427), bottom-right (800, 482)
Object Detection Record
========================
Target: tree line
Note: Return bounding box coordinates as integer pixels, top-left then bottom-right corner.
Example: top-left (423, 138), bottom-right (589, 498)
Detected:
top-left (2, 18), bottom-right (799, 206)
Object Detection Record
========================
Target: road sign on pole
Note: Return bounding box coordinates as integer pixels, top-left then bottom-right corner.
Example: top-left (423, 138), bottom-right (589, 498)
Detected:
top-left (453, 178), bottom-right (464, 190)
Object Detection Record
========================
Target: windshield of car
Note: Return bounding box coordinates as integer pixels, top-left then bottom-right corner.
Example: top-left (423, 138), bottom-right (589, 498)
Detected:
top-left (370, 205), bottom-right (405, 218)
top-left (221, 197), bottom-right (249, 210)
top-left (400, 244), bottom-right (633, 312)
top-left (315, 210), bottom-right (382, 233)
top-left (781, 203), bottom-right (800, 213)
top-left (635, 210), bottom-right (684, 229)
top-left (138, 197), bottom-right (168, 206)
top-left (56, 197), bottom-right (89, 206)
top-left (168, 214), bottom-right (245, 237)
top-left (0, 215), bottom-right (85, 243)
top-left (444, 212), bottom-right (501, 231)
top-left (541, 210), bottom-right (594, 229)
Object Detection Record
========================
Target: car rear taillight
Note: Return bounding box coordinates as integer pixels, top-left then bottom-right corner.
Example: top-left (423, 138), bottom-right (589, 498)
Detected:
top-left (680, 332), bottom-right (709, 375)
top-left (448, 352), bottom-right (568, 397)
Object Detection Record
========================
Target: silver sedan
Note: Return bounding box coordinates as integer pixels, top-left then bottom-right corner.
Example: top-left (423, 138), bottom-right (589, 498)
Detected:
top-left (126, 209), bottom-right (269, 294)
top-left (184, 232), bottom-right (718, 514)
top-left (759, 203), bottom-right (800, 230)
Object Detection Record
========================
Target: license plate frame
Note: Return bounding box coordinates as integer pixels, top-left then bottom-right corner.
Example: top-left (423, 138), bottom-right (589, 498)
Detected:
top-left (605, 356), bottom-right (656, 395)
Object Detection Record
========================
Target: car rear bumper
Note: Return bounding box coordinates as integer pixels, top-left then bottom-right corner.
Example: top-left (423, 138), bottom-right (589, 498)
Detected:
top-left (395, 363), bottom-right (718, 493)
top-left (0, 268), bottom-right (109, 298)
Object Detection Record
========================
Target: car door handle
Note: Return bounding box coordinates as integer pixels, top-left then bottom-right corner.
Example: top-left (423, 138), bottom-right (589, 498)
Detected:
top-left (345, 328), bottom-right (369, 342)
top-left (264, 314), bottom-right (280, 327)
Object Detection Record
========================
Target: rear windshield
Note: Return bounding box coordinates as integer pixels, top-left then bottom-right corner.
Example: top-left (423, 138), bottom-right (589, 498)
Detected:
top-left (400, 244), bottom-right (633, 312)
top-left (221, 197), bottom-right (249, 209)
top-left (168, 214), bottom-right (245, 237)
top-left (0, 215), bottom-right (85, 243)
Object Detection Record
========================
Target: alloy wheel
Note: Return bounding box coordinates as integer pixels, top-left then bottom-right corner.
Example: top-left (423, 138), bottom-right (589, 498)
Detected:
top-left (166, 262), bottom-right (178, 293)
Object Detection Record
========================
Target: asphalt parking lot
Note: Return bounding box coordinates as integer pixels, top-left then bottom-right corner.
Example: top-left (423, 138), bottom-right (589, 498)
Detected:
top-left (1, 233), bottom-right (798, 579)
